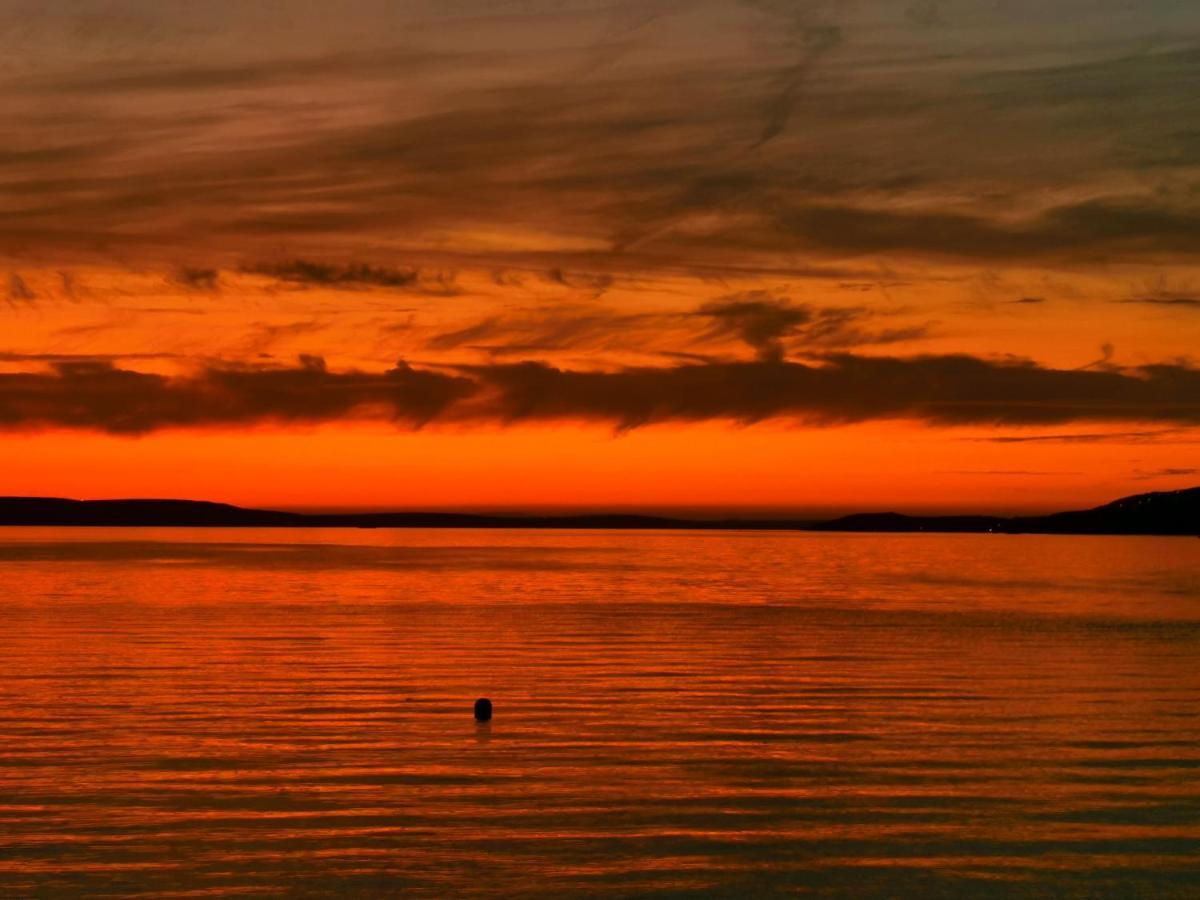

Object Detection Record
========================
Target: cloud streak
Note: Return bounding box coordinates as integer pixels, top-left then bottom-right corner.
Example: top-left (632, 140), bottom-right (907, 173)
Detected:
top-left (697, 293), bottom-right (929, 360)
top-left (1, 3), bottom-right (1196, 270)
top-left (0, 358), bottom-right (476, 434)
top-left (741, 1), bottom-right (844, 148)
top-left (424, 296), bottom-right (929, 360)
top-left (245, 261), bottom-right (421, 289)
top-left (3, 353), bottom-right (1199, 435)
top-left (974, 429), bottom-right (1188, 444)
top-left (1117, 297), bottom-right (1200, 308)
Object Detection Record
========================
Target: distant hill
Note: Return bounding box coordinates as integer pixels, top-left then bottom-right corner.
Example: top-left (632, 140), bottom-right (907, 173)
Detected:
top-left (0, 487), bottom-right (1195, 535)
top-left (1006, 486), bottom-right (1200, 536)
top-left (814, 487), bottom-right (1199, 537)
top-left (0, 497), bottom-right (792, 531)
top-left (814, 512), bottom-right (1004, 533)
top-left (0, 498), bottom-right (304, 527)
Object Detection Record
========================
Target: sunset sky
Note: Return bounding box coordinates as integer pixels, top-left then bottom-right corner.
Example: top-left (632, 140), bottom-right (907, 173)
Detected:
top-left (2, 0), bottom-right (1198, 514)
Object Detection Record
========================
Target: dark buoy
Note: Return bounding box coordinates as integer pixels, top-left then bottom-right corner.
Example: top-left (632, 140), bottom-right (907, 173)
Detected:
top-left (474, 697), bottom-right (493, 722)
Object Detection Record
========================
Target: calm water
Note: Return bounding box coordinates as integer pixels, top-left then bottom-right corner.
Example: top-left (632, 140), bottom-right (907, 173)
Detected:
top-left (0, 528), bottom-right (1197, 898)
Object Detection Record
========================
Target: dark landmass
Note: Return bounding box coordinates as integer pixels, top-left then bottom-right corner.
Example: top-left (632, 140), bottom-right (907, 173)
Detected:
top-left (809, 486), bottom-right (1199, 536)
top-left (1007, 486), bottom-right (1200, 535)
top-left (0, 487), bottom-right (1195, 535)
top-left (816, 513), bottom-right (1004, 533)
top-left (0, 497), bottom-right (796, 531)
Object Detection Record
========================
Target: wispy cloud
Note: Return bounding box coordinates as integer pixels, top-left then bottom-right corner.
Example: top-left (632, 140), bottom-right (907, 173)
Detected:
top-left (974, 429), bottom-right (1189, 444)
top-left (236, 320), bottom-right (330, 356)
top-left (740, 1), bottom-right (844, 148)
top-left (1134, 467), bottom-right (1199, 480)
top-left (0, 352), bottom-right (183, 363)
top-left (0, 3), bottom-right (1195, 272)
top-left (425, 296), bottom-right (929, 360)
top-left (1116, 297), bottom-right (1200, 308)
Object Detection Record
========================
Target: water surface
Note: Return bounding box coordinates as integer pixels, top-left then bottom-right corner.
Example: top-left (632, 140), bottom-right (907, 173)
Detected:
top-left (1, 528), bottom-right (1197, 897)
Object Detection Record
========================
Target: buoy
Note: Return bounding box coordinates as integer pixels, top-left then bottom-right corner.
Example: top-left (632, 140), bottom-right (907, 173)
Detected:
top-left (474, 697), bottom-right (493, 722)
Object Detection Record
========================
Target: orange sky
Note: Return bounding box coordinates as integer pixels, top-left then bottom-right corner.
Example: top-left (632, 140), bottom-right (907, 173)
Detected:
top-left (1, 1), bottom-right (1198, 514)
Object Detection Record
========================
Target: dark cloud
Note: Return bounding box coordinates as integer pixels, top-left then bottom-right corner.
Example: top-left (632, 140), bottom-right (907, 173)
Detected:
top-left (0, 358), bottom-right (476, 435)
top-left (697, 293), bottom-right (813, 361)
top-left (1077, 342), bottom-right (1118, 373)
top-left (696, 295), bottom-right (932, 357)
top-left (544, 268), bottom-right (615, 296)
top-left (4, 352), bottom-right (1197, 435)
top-left (175, 267), bottom-right (219, 290)
top-left (246, 260), bottom-right (421, 289)
top-left (241, 260), bottom-right (460, 296)
top-left (7, 274), bottom-right (35, 304)
top-left (461, 355), bottom-right (1200, 431)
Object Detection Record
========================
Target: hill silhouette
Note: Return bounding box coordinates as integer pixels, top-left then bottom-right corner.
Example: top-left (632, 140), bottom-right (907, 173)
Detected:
top-left (814, 487), bottom-right (1199, 536)
top-left (0, 487), bottom-right (1195, 536)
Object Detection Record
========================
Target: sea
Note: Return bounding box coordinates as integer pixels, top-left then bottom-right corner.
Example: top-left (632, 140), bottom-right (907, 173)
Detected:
top-left (0, 527), bottom-right (1197, 897)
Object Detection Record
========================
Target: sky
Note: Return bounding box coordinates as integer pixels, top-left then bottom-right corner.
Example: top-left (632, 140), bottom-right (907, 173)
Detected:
top-left (1, 0), bottom-right (1198, 515)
